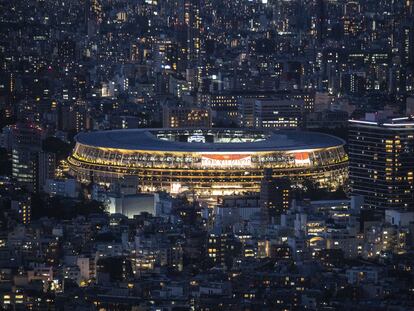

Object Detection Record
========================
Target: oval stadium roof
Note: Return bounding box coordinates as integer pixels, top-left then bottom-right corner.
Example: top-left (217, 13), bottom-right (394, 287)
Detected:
top-left (75, 128), bottom-right (345, 153)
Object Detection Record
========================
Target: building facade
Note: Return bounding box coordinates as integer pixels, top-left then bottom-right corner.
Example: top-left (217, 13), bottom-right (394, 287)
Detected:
top-left (163, 105), bottom-right (212, 128)
top-left (349, 117), bottom-right (414, 210)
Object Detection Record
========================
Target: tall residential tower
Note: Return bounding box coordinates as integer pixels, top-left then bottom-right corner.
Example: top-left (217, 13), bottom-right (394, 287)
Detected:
top-left (349, 116), bottom-right (414, 210)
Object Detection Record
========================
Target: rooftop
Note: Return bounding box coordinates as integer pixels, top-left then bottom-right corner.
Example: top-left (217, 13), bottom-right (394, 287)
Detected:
top-left (349, 114), bottom-right (414, 128)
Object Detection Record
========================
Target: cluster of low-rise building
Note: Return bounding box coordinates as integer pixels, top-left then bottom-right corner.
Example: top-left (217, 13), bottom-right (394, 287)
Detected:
top-left (0, 179), bottom-right (413, 310)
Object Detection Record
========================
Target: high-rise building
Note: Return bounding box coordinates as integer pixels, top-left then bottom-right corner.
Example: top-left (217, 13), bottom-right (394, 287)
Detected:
top-left (58, 38), bottom-right (77, 65)
top-left (315, 0), bottom-right (326, 45)
top-left (57, 104), bottom-right (91, 132)
top-left (38, 151), bottom-right (56, 191)
top-left (184, 0), bottom-right (201, 68)
top-left (163, 105), bottom-right (212, 128)
top-left (11, 124), bottom-right (43, 193)
top-left (349, 116), bottom-right (414, 210)
top-left (254, 98), bottom-right (303, 129)
top-left (260, 169), bottom-right (292, 223)
top-left (154, 38), bottom-right (178, 72)
top-left (207, 232), bottom-right (239, 268)
top-left (197, 93), bottom-right (238, 127)
top-left (237, 93), bottom-right (313, 128)
top-left (11, 197), bottom-right (31, 225)
top-left (11, 124), bottom-right (55, 193)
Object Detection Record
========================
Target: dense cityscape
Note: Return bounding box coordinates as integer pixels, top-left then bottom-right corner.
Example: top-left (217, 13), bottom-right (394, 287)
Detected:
top-left (0, 0), bottom-right (414, 310)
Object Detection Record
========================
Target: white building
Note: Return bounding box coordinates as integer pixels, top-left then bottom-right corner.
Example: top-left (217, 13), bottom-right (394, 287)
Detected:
top-left (107, 193), bottom-right (155, 218)
top-left (44, 178), bottom-right (79, 198)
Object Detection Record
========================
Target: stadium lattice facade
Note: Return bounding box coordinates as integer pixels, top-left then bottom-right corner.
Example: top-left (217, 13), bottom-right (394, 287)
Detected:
top-left (68, 128), bottom-right (348, 198)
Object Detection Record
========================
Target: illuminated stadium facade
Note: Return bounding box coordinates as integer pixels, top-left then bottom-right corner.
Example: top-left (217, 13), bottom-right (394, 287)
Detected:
top-left (68, 128), bottom-right (348, 198)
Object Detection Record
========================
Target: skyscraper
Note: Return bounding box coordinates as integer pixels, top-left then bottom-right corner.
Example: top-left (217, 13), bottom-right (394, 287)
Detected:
top-left (11, 124), bottom-right (43, 193)
top-left (349, 116), bottom-right (414, 210)
top-left (11, 124), bottom-right (55, 193)
top-left (184, 0), bottom-right (201, 68)
top-left (315, 0), bottom-right (326, 45)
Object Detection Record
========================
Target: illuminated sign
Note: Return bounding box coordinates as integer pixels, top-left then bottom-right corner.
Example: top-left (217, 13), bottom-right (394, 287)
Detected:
top-left (188, 135), bottom-right (205, 143)
top-left (294, 152), bottom-right (311, 166)
top-left (170, 182), bottom-right (182, 194)
top-left (201, 154), bottom-right (251, 167)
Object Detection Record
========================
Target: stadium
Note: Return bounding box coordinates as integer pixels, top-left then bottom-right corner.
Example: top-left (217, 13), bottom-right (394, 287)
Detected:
top-left (68, 128), bottom-right (348, 198)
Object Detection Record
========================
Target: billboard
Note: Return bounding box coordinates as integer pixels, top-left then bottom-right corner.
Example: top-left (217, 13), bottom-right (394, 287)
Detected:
top-left (294, 152), bottom-right (311, 166)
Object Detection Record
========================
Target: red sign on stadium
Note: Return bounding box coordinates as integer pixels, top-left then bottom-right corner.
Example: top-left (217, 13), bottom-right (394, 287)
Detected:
top-left (294, 152), bottom-right (311, 166)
